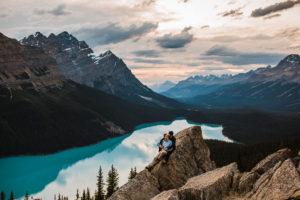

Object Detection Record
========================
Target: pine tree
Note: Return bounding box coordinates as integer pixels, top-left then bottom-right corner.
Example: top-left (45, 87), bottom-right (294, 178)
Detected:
top-left (9, 192), bottom-right (13, 200)
top-left (82, 189), bottom-right (86, 200)
top-left (106, 164), bottom-right (119, 198)
top-left (76, 189), bottom-right (79, 200)
top-left (134, 167), bottom-right (137, 177)
top-left (94, 190), bottom-right (97, 200)
top-left (128, 167), bottom-right (137, 180)
top-left (25, 192), bottom-right (29, 200)
top-left (58, 194), bottom-right (61, 200)
top-left (1, 191), bottom-right (5, 200)
top-left (128, 168), bottom-right (134, 180)
top-left (96, 166), bottom-right (105, 200)
top-left (86, 188), bottom-right (90, 200)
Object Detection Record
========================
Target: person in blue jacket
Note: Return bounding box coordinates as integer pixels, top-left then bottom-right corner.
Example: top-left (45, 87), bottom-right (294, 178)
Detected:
top-left (146, 133), bottom-right (172, 170)
top-left (158, 131), bottom-right (176, 164)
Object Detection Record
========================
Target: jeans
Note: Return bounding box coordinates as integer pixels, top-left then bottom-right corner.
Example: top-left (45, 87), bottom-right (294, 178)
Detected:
top-left (164, 150), bottom-right (174, 162)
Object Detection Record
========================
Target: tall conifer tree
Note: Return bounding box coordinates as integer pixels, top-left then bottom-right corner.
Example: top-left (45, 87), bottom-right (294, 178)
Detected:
top-left (96, 166), bottom-right (105, 200)
top-left (106, 164), bottom-right (119, 198)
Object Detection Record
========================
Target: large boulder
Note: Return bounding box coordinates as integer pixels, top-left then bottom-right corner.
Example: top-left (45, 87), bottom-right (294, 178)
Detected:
top-left (108, 126), bottom-right (215, 200)
top-left (151, 189), bottom-right (179, 200)
top-left (238, 148), bottom-right (291, 193)
top-left (108, 170), bottom-right (160, 200)
top-left (245, 159), bottom-right (300, 200)
top-left (177, 163), bottom-right (239, 200)
top-left (151, 126), bottom-right (216, 190)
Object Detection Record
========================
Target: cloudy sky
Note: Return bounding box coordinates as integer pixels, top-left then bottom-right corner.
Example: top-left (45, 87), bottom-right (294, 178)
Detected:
top-left (1, 0), bottom-right (300, 85)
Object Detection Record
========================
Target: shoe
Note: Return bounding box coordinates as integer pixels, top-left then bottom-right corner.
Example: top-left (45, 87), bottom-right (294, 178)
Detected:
top-left (162, 160), bottom-right (167, 164)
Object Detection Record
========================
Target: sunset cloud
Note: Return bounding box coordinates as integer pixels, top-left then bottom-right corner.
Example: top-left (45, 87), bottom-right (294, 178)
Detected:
top-left (75, 22), bottom-right (158, 45)
top-left (1, 0), bottom-right (299, 85)
top-left (251, 0), bottom-right (300, 17)
top-left (33, 4), bottom-right (70, 16)
top-left (204, 45), bottom-right (286, 65)
top-left (156, 27), bottom-right (194, 48)
top-left (219, 8), bottom-right (243, 18)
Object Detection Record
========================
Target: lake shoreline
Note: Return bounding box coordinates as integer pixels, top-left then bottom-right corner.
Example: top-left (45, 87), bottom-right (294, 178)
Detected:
top-left (0, 117), bottom-right (231, 159)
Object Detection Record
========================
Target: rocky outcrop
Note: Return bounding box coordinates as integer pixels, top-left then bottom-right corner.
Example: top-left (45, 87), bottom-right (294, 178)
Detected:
top-left (151, 126), bottom-right (216, 190)
top-left (243, 159), bottom-right (300, 200)
top-left (108, 170), bottom-right (160, 200)
top-left (238, 148), bottom-right (291, 193)
top-left (151, 189), bottom-right (179, 200)
top-left (108, 126), bottom-right (215, 200)
top-left (177, 163), bottom-right (239, 200)
top-left (108, 127), bottom-right (300, 200)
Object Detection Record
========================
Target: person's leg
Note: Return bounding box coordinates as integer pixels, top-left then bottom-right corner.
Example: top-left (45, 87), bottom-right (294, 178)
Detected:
top-left (157, 150), bottom-right (167, 160)
top-left (147, 150), bottom-right (165, 168)
top-left (164, 151), bottom-right (172, 162)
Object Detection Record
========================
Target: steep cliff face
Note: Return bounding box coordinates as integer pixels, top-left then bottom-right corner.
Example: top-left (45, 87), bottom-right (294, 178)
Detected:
top-left (0, 33), bottom-right (65, 90)
top-left (108, 126), bottom-right (300, 200)
top-left (20, 32), bottom-right (185, 108)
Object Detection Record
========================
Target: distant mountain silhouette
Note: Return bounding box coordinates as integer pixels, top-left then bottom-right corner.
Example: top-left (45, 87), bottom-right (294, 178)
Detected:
top-left (150, 80), bottom-right (176, 93)
top-left (178, 54), bottom-right (300, 112)
top-left (162, 66), bottom-right (271, 98)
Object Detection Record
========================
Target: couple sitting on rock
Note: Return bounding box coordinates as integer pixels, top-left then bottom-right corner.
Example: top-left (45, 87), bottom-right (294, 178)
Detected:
top-left (146, 131), bottom-right (176, 170)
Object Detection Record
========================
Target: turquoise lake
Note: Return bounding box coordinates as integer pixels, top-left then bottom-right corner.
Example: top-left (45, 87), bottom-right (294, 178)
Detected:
top-left (0, 118), bottom-right (232, 200)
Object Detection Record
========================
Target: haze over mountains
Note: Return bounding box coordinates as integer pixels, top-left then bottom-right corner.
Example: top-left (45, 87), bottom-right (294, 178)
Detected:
top-left (162, 54), bottom-right (300, 112)
top-left (20, 32), bottom-right (184, 109)
top-left (150, 80), bottom-right (176, 93)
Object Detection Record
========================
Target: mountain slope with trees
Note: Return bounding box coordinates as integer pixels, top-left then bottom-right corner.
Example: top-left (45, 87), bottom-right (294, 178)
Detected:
top-left (0, 33), bottom-right (178, 157)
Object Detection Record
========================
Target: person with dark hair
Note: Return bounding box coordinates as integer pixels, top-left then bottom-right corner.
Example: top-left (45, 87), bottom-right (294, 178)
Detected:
top-left (160, 131), bottom-right (176, 164)
top-left (146, 134), bottom-right (172, 170)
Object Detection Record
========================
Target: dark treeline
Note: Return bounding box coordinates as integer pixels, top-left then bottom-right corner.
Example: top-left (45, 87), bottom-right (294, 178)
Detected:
top-left (184, 108), bottom-right (300, 144)
top-left (206, 137), bottom-right (300, 172)
top-left (0, 191), bottom-right (18, 200)
top-left (0, 83), bottom-right (179, 158)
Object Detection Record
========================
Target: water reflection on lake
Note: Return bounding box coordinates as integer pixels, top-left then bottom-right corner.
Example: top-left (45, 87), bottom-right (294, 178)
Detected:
top-left (0, 118), bottom-right (231, 200)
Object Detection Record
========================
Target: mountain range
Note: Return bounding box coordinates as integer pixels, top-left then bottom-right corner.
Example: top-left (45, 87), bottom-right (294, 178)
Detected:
top-left (162, 65), bottom-right (272, 99)
top-left (162, 54), bottom-right (300, 112)
top-left (150, 80), bottom-right (176, 93)
top-left (0, 33), bottom-right (178, 157)
top-left (20, 32), bottom-right (184, 108)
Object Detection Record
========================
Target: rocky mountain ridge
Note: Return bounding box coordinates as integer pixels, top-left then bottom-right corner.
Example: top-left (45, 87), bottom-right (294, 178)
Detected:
top-left (164, 54), bottom-right (300, 100)
top-left (108, 126), bottom-right (300, 200)
top-left (20, 31), bottom-right (184, 108)
top-left (250, 54), bottom-right (300, 83)
top-left (0, 33), bottom-right (65, 91)
top-left (168, 54), bottom-right (300, 112)
top-left (162, 65), bottom-right (272, 98)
